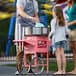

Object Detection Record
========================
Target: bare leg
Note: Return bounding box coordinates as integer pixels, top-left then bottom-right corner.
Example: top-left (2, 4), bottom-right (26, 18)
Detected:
top-left (61, 48), bottom-right (66, 74)
top-left (54, 48), bottom-right (62, 74)
top-left (72, 41), bottom-right (76, 70)
top-left (68, 41), bottom-right (76, 74)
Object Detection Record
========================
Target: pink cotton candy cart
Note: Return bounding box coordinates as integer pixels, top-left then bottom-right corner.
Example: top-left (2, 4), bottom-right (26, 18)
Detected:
top-left (13, 27), bottom-right (51, 74)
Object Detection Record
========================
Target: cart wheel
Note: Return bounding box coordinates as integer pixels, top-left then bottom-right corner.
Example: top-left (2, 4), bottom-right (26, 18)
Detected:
top-left (31, 56), bottom-right (44, 74)
top-left (24, 54), bottom-right (33, 73)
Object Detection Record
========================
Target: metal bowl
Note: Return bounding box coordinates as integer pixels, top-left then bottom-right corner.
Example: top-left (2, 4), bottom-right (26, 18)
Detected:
top-left (24, 27), bottom-right (48, 35)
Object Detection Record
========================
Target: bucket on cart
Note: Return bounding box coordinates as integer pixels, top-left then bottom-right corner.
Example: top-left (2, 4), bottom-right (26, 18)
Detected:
top-left (24, 27), bottom-right (48, 36)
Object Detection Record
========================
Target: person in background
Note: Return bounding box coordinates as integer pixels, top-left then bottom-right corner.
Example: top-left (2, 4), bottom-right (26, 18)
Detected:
top-left (48, 6), bottom-right (68, 74)
top-left (66, 0), bottom-right (76, 74)
top-left (15, 0), bottom-right (39, 74)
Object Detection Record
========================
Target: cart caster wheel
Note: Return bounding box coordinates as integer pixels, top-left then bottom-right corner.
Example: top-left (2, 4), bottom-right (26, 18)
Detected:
top-left (31, 56), bottom-right (44, 75)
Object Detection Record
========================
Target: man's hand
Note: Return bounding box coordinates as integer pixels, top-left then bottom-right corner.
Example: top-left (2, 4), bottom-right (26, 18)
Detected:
top-left (32, 17), bottom-right (39, 23)
top-left (66, 20), bottom-right (76, 26)
top-left (66, 22), bottom-right (70, 26)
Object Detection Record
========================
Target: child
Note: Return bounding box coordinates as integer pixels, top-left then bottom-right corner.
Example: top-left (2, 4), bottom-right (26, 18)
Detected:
top-left (48, 6), bottom-right (68, 74)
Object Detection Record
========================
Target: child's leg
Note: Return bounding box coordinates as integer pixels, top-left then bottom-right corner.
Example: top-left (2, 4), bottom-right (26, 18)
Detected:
top-left (61, 48), bottom-right (66, 74)
top-left (54, 48), bottom-right (62, 74)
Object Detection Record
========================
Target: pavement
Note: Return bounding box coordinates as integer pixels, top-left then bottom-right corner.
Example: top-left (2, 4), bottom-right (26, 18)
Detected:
top-left (0, 66), bottom-right (76, 76)
top-left (0, 56), bottom-right (75, 76)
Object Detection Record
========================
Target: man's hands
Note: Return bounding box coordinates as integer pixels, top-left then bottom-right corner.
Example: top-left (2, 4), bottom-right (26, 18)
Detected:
top-left (30, 16), bottom-right (39, 23)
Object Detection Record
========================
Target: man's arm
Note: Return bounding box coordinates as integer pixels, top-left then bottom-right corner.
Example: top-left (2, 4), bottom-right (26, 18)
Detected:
top-left (67, 20), bottom-right (76, 26)
top-left (17, 6), bottom-right (33, 20)
top-left (33, 0), bottom-right (39, 22)
top-left (17, 5), bottom-right (39, 23)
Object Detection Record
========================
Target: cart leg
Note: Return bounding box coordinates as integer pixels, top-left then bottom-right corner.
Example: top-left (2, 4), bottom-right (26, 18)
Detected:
top-left (46, 52), bottom-right (49, 73)
top-left (35, 53), bottom-right (38, 72)
top-left (27, 64), bottom-right (33, 73)
top-left (24, 54), bottom-right (34, 73)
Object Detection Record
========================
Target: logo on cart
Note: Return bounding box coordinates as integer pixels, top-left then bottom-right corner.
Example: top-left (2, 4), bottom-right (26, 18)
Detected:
top-left (38, 40), bottom-right (47, 48)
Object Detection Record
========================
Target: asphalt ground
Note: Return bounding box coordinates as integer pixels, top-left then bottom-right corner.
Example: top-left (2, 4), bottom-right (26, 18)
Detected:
top-left (0, 56), bottom-right (75, 76)
top-left (0, 66), bottom-right (76, 76)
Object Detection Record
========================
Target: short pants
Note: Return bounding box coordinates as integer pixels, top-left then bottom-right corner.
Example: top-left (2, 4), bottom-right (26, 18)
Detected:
top-left (55, 40), bottom-right (67, 49)
top-left (69, 29), bottom-right (76, 41)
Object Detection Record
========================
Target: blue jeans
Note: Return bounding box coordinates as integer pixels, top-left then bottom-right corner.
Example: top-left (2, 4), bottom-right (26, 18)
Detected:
top-left (55, 40), bottom-right (67, 49)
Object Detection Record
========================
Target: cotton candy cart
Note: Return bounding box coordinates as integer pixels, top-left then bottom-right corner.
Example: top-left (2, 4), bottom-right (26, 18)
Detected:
top-left (13, 27), bottom-right (51, 74)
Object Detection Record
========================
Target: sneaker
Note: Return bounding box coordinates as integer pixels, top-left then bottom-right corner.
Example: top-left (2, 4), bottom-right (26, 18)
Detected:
top-left (15, 71), bottom-right (20, 75)
top-left (15, 71), bottom-right (25, 75)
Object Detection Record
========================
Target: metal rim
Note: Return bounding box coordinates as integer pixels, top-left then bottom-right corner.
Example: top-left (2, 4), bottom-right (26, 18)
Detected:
top-left (31, 56), bottom-right (44, 74)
